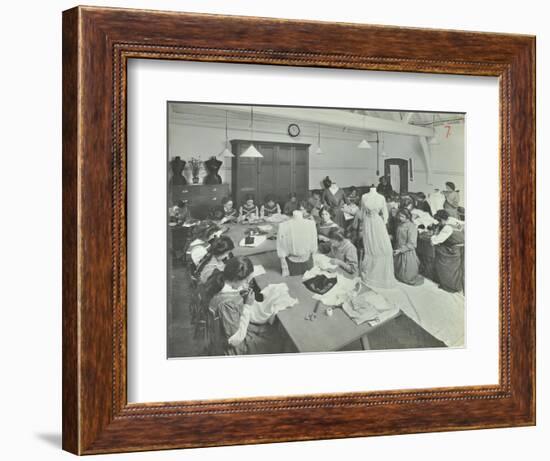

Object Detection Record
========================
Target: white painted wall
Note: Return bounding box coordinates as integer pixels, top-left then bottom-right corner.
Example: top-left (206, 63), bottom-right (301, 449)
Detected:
top-left (168, 108), bottom-right (465, 203)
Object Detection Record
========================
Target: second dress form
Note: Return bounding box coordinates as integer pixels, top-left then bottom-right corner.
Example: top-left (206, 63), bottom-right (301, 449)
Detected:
top-left (360, 187), bottom-right (396, 288)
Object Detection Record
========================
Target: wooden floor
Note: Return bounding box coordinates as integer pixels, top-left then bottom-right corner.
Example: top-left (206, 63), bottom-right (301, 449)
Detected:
top-left (167, 260), bottom-right (446, 359)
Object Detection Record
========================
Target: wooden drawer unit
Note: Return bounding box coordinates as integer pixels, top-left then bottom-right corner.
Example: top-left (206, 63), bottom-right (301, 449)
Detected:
top-left (170, 184), bottom-right (230, 219)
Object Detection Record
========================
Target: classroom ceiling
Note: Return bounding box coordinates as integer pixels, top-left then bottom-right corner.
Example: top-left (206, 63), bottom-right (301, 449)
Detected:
top-left (170, 103), bottom-right (464, 137)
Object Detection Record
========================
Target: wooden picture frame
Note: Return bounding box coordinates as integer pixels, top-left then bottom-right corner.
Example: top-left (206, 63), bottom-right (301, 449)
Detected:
top-left (62, 5), bottom-right (535, 455)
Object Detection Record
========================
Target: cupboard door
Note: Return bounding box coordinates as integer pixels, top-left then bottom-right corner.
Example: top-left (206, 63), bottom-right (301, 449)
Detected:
top-left (276, 145), bottom-right (292, 204)
top-left (257, 143), bottom-right (276, 202)
top-left (233, 142), bottom-right (258, 206)
top-left (293, 145), bottom-right (309, 200)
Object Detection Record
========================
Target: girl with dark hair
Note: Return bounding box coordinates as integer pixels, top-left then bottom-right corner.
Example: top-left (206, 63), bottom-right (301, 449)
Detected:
top-left (260, 194), bottom-right (281, 218)
top-left (239, 194), bottom-right (259, 222)
top-left (169, 199), bottom-right (191, 223)
top-left (194, 236), bottom-right (235, 283)
top-left (393, 209), bottom-right (424, 286)
top-left (283, 192), bottom-right (299, 216)
top-left (442, 181), bottom-right (460, 219)
top-left (187, 220), bottom-right (222, 265)
top-left (317, 207), bottom-right (340, 254)
top-left (306, 190), bottom-right (323, 222)
top-left (346, 186), bottom-right (359, 205)
top-left (414, 192), bottom-right (432, 216)
top-left (327, 228), bottom-right (359, 275)
top-left (221, 197), bottom-right (238, 223)
top-left (376, 175), bottom-right (394, 198)
top-left (321, 176), bottom-right (346, 226)
top-left (205, 257), bottom-right (278, 355)
top-left (431, 209), bottom-right (465, 293)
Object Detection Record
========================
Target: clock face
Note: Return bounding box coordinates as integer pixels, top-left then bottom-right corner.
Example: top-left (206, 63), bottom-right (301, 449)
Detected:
top-left (288, 123), bottom-right (300, 137)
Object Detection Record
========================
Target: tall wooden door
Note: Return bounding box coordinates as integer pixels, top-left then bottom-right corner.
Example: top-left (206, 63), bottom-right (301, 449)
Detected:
top-left (231, 140), bottom-right (309, 206)
top-left (384, 158), bottom-right (409, 194)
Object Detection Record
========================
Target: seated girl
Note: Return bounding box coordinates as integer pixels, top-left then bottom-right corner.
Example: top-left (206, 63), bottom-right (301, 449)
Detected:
top-left (220, 197), bottom-right (238, 223)
top-left (393, 209), bottom-right (424, 286)
top-left (327, 227), bottom-right (359, 275)
top-left (317, 207), bottom-right (340, 254)
top-left (414, 192), bottom-right (433, 216)
top-left (306, 190), bottom-right (323, 221)
top-left (346, 186), bottom-right (360, 206)
top-left (342, 187), bottom-right (360, 225)
top-left (239, 194), bottom-right (259, 222)
top-left (430, 210), bottom-right (465, 293)
top-left (169, 199), bottom-right (191, 223)
top-left (187, 220), bottom-right (222, 266)
top-left (193, 236), bottom-right (235, 284)
top-left (317, 207), bottom-right (339, 242)
top-left (260, 194), bottom-right (281, 218)
top-left (205, 256), bottom-right (280, 356)
top-left (283, 192), bottom-right (299, 216)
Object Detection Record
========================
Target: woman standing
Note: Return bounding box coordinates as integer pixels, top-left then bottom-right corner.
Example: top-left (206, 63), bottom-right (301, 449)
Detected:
top-left (205, 257), bottom-right (278, 356)
top-left (393, 209), bottom-right (424, 286)
top-left (359, 186), bottom-right (396, 288)
top-left (321, 176), bottom-right (346, 227)
top-left (431, 210), bottom-right (465, 293)
top-left (442, 181), bottom-right (460, 219)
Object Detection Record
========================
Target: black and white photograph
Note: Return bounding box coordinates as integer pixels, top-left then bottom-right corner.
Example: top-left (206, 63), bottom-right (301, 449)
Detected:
top-left (167, 102), bottom-right (466, 358)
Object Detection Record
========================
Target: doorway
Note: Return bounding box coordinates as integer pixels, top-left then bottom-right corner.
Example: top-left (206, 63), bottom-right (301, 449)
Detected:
top-left (384, 158), bottom-right (409, 194)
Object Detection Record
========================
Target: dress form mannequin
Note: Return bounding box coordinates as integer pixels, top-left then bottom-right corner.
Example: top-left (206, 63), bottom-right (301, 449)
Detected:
top-left (277, 210), bottom-right (318, 277)
top-left (360, 186), bottom-right (396, 288)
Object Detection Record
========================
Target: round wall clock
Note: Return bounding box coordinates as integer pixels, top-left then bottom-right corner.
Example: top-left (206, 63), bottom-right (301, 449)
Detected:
top-left (287, 123), bottom-right (301, 137)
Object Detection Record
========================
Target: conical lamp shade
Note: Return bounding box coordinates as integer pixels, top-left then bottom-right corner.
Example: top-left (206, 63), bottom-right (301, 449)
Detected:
top-left (315, 146), bottom-right (323, 155)
top-left (221, 147), bottom-right (235, 158)
top-left (240, 144), bottom-right (263, 158)
top-left (357, 139), bottom-right (372, 149)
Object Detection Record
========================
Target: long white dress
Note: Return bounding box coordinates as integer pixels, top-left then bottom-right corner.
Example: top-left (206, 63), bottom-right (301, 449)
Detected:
top-left (360, 189), bottom-right (396, 288)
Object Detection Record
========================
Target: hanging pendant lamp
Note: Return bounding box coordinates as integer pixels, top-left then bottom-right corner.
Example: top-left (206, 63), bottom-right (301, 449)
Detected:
top-left (357, 112), bottom-right (372, 149)
top-left (240, 106), bottom-right (263, 158)
top-left (380, 132), bottom-right (389, 157)
top-left (219, 111), bottom-right (235, 157)
top-left (315, 123), bottom-right (323, 154)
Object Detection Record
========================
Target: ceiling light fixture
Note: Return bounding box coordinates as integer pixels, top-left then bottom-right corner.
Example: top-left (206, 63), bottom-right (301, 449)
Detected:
top-left (315, 123), bottom-right (323, 154)
top-left (219, 111), bottom-right (235, 158)
top-left (240, 106), bottom-right (263, 158)
top-left (357, 112), bottom-right (372, 149)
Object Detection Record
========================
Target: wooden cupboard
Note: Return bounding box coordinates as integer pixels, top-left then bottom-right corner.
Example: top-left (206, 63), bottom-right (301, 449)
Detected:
top-left (230, 139), bottom-right (310, 206)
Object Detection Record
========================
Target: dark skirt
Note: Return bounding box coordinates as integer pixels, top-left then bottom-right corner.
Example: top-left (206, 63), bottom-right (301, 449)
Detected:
top-left (286, 255), bottom-right (313, 276)
top-left (434, 244), bottom-right (464, 293)
top-left (394, 250), bottom-right (424, 286)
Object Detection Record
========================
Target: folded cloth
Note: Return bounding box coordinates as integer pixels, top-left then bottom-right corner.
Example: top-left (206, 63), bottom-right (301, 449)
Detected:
top-left (342, 288), bottom-right (399, 325)
top-left (248, 283), bottom-right (298, 324)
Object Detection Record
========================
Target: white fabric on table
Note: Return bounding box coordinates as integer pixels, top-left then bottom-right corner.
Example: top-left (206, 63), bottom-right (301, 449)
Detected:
top-left (311, 275), bottom-right (361, 306)
top-left (373, 280), bottom-right (465, 347)
top-left (248, 283), bottom-right (298, 324)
